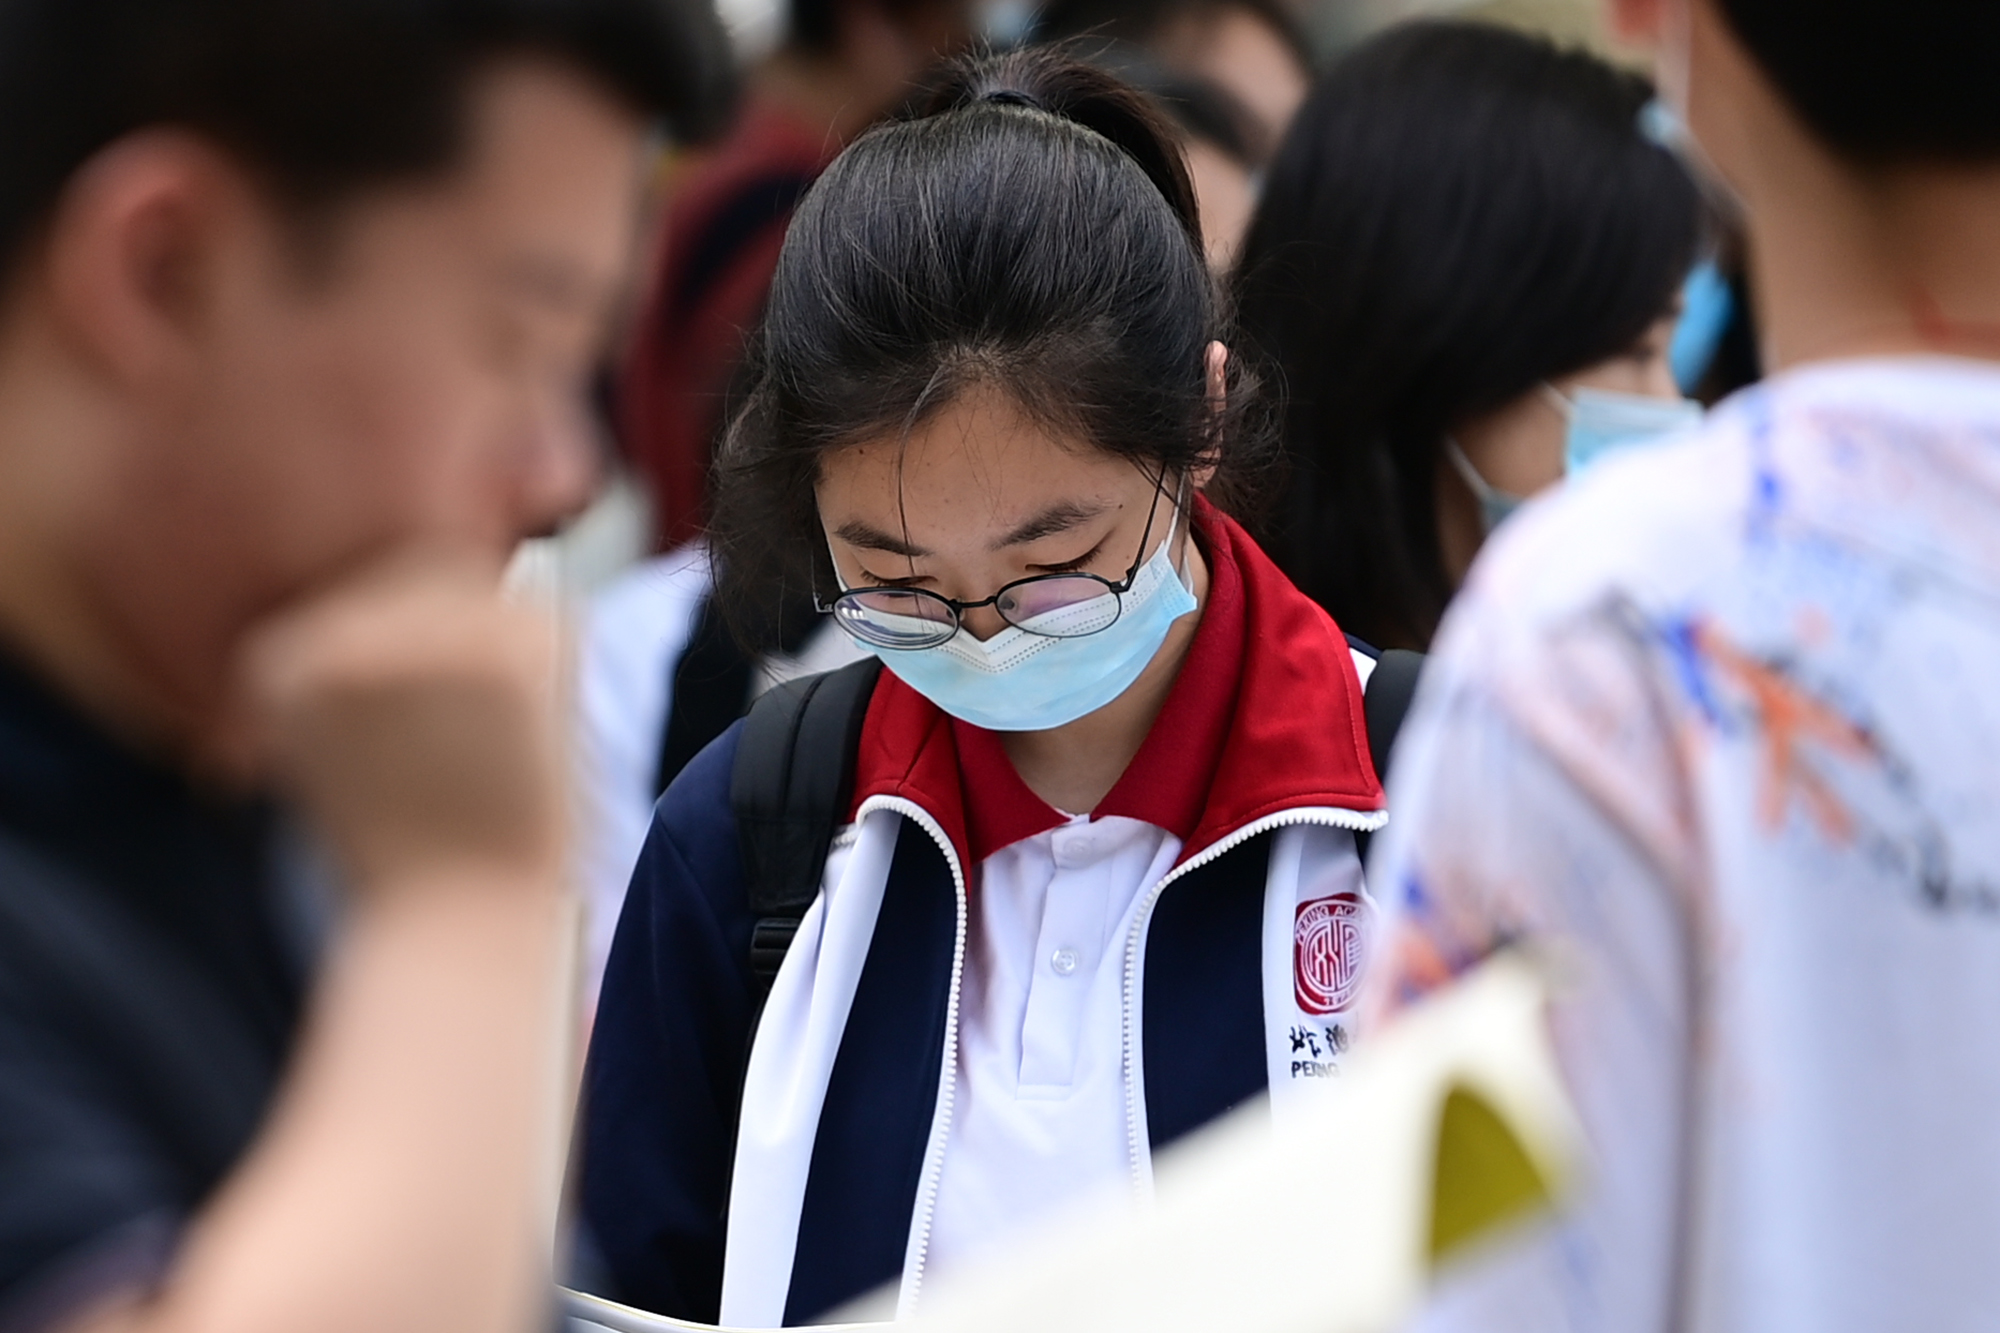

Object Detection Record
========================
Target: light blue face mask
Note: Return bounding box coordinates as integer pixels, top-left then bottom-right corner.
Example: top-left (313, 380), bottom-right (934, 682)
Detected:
top-left (1544, 383), bottom-right (1705, 476)
top-left (1443, 438), bottom-right (1524, 536)
top-left (833, 508), bottom-right (1199, 732)
top-left (1670, 259), bottom-right (1736, 394)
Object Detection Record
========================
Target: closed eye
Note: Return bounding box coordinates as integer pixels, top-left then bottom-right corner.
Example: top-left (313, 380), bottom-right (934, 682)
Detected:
top-left (855, 569), bottom-right (935, 590)
top-left (1028, 538), bottom-right (1107, 576)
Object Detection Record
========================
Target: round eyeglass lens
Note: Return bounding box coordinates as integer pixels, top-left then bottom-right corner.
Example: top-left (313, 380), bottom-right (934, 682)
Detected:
top-left (834, 588), bottom-right (958, 649)
top-left (994, 576), bottom-right (1123, 638)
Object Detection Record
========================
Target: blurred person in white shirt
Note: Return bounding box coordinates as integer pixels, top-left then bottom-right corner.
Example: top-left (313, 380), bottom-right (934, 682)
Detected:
top-left (1365, 1), bottom-right (2000, 1330)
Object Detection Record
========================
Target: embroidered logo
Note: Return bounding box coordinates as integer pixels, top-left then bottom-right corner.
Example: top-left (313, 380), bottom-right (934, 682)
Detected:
top-left (1293, 892), bottom-right (1366, 1015)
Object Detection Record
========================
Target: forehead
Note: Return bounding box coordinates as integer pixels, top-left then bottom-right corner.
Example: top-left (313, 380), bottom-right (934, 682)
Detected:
top-left (815, 383), bottom-right (1149, 528)
top-left (453, 57), bottom-right (644, 227)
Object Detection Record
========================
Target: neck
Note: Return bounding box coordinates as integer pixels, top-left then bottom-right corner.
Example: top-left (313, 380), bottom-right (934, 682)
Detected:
top-left (1748, 158), bottom-right (2000, 372)
top-left (0, 309), bottom-right (218, 761)
top-left (1002, 539), bottom-right (1210, 814)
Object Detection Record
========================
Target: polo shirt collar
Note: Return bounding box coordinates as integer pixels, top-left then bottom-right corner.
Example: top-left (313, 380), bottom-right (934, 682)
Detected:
top-left (950, 508), bottom-right (1245, 861)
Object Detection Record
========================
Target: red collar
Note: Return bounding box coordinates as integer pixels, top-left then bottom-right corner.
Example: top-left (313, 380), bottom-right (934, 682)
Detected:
top-left (847, 499), bottom-right (1382, 873)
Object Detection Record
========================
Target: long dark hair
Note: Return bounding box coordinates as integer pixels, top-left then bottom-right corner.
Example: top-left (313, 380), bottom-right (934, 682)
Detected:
top-left (1232, 21), bottom-right (1701, 650)
top-left (709, 46), bottom-right (1275, 649)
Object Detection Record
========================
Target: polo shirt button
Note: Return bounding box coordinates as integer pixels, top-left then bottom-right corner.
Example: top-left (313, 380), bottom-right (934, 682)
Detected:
top-left (1050, 947), bottom-right (1080, 977)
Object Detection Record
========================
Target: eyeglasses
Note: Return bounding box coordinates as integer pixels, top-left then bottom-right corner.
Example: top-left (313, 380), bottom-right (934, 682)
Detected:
top-left (818, 472), bottom-right (1171, 651)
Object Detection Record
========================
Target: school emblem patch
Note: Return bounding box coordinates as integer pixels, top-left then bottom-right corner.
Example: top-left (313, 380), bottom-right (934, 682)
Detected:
top-left (1294, 892), bottom-right (1366, 1016)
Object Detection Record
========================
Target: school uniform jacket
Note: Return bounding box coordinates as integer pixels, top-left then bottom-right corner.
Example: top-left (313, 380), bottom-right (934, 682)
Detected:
top-left (579, 504), bottom-right (1387, 1327)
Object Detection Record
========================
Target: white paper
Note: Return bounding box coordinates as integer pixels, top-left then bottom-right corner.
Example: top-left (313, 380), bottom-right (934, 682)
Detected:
top-left (906, 953), bottom-right (1580, 1333)
top-left (566, 953), bottom-right (1579, 1333)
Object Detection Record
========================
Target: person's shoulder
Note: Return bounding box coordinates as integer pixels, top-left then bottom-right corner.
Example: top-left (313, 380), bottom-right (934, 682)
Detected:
top-left (1459, 402), bottom-right (1763, 635)
top-left (632, 719), bottom-right (748, 909)
top-left (577, 544), bottom-right (712, 708)
top-left (0, 834), bottom-right (258, 1318)
top-left (0, 829), bottom-right (119, 986)
top-left (662, 98), bottom-right (834, 233)
top-left (1414, 399), bottom-right (1771, 718)
top-left (583, 544), bottom-right (711, 643)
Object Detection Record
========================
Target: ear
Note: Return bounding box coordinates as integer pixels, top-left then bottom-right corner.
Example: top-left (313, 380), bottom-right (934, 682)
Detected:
top-left (41, 130), bottom-right (252, 389)
top-left (1604, 0), bottom-right (1669, 46)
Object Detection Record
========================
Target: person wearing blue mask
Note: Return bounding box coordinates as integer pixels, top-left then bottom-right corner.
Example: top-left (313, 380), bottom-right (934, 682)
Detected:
top-left (1233, 20), bottom-right (1706, 650)
top-left (576, 49), bottom-right (1394, 1329)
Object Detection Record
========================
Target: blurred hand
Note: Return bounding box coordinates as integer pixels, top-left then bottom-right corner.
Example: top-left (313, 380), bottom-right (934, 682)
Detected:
top-left (236, 560), bottom-right (569, 894)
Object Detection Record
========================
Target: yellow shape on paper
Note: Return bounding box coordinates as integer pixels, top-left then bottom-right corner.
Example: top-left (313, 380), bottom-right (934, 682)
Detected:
top-left (1427, 1083), bottom-right (1554, 1264)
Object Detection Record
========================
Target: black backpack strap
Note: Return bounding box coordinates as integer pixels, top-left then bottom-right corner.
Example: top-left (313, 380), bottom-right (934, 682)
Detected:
top-left (1357, 647), bottom-right (1426, 865)
top-left (656, 594), bottom-right (757, 798)
top-left (729, 657), bottom-right (883, 997)
top-left (1364, 648), bottom-right (1426, 785)
top-left (657, 587), bottom-right (846, 798)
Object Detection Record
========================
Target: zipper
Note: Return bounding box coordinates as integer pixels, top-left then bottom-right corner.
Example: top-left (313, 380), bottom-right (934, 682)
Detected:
top-left (1119, 805), bottom-right (1387, 1194)
top-left (857, 795), bottom-right (970, 1318)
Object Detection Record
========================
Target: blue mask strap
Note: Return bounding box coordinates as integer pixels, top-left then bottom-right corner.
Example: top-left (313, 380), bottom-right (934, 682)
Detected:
top-left (1670, 260), bottom-right (1736, 394)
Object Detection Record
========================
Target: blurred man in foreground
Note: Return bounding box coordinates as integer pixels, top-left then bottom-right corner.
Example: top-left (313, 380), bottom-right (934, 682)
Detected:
top-left (1368, 0), bottom-right (2000, 1329)
top-left (0, 3), bottom-right (722, 1332)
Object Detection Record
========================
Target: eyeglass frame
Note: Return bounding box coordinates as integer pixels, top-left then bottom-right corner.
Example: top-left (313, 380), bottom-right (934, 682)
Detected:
top-left (814, 467), bottom-right (1177, 650)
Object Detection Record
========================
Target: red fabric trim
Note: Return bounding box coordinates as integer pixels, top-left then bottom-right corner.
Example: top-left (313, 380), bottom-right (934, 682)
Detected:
top-left (1091, 508), bottom-right (1247, 840)
top-left (1176, 504), bottom-right (1382, 861)
top-left (846, 497), bottom-right (1381, 875)
top-left (950, 722), bottom-right (1069, 863)
top-left (848, 671), bottom-right (974, 877)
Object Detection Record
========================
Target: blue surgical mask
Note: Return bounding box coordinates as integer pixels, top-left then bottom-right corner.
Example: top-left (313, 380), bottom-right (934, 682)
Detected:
top-left (836, 509), bottom-right (1199, 732)
top-left (1444, 438), bottom-right (1525, 536)
top-left (1669, 259), bottom-right (1736, 394)
top-left (1545, 383), bottom-right (1705, 476)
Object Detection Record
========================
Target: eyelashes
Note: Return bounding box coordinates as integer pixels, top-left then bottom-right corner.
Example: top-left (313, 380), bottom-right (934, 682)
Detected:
top-left (855, 537), bottom-right (1110, 589)
top-left (1031, 538), bottom-right (1107, 574)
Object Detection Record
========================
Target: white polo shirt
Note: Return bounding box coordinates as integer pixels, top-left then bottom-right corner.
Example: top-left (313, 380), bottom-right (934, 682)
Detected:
top-left (916, 605), bottom-right (1250, 1283)
top-left (927, 811), bottom-right (1182, 1278)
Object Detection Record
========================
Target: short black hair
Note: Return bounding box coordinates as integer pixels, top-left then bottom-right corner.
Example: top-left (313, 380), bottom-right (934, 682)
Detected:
top-left (1716, 0), bottom-right (2000, 163)
top-left (708, 47), bottom-right (1277, 648)
top-left (1231, 20), bottom-right (1701, 649)
top-left (0, 0), bottom-right (735, 275)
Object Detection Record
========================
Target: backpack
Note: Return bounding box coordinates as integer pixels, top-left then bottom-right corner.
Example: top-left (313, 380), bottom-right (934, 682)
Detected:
top-left (730, 648), bottom-right (1427, 999)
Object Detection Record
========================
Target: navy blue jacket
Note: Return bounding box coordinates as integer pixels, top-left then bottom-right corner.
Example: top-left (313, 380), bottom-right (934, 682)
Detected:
top-left (577, 722), bottom-right (1273, 1324)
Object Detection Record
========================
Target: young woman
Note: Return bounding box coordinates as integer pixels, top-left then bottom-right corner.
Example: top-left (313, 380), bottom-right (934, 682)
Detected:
top-left (1232, 21), bottom-right (1706, 651)
top-left (577, 49), bottom-right (1388, 1328)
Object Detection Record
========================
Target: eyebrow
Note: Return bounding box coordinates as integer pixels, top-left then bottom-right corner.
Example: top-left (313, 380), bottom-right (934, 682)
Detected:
top-left (834, 500), bottom-right (1111, 561)
top-left (991, 500), bottom-right (1110, 550)
top-left (834, 520), bottom-right (930, 558)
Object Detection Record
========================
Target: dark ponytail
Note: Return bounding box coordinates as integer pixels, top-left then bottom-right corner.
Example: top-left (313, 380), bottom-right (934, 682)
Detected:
top-left (708, 47), bottom-right (1274, 650)
top-left (918, 51), bottom-right (1205, 250)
